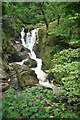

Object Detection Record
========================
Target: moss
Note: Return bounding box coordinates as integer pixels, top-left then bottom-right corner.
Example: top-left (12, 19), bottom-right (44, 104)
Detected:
top-left (36, 28), bottom-right (55, 70)
top-left (3, 17), bottom-right (25, 39)
top-left (35, 23), bottom-right (45, 28)
top-left (12, 63), bottom-right (38, 89)
top-left (36, 23), bottom-right (69, 71)
top-left (38, 43), bottom-right (53, 70)
top-left (2, 33), bottom-right (23, 63)
top-left (38, 28), bottom-right (46, 41)
top-left (18, 72), bottom-right (38, 89)
top-left (25, 25), bottom-right (34, 31)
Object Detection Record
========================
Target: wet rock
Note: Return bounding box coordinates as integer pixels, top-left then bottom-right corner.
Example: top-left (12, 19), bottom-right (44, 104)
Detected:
top-left (11, 43), bottom-right (30, 61)
top-left (19, 74), bottom-right (38, 89)
top-left (12, 63), bottom-right (38, 89)
top-left (24, 58), bottom-right (37, 68)
top-left (25, 25), bottom-right (34, 31)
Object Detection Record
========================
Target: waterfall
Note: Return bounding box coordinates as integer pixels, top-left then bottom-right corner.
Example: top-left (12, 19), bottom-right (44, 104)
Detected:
top-left (21, 28), bottom-right (26, 46)
top-left (20, 27), bottom-right (58, 91)
top-left (20, 28), bottom-right (47, 81)
top-left (9, 27), bottom-right (59, 93)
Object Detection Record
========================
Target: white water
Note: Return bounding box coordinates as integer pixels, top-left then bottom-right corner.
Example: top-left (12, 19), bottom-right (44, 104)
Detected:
top-left (21, 28), bottom-right (26, 46)
top-left (20, 28), bottom-right (58, 90)
top-left (9, 28), bottom-right (59, 92)
top-left (20, 28), bottom-right (47, 82)
top-left (9, 58), bottom-right (28, 66)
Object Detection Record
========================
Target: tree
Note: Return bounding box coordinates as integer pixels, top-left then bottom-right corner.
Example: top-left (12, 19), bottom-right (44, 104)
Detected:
top-left (38, 2), bottom-right (49, 36)
top-left (49, 2), bottom-right (66, 26)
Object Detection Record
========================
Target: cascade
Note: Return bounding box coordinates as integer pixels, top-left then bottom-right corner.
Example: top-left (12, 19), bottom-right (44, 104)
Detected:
top-left (20, 28), bottom-right (47, 81)
top-left (10, 27), bottom-right (59, 93)
top-left (20, 27), bottom-right (58, 91)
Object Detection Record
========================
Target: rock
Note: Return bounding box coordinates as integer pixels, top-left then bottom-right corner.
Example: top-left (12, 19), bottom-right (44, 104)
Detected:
top-left (19, 74), bottom-right (38, 89)
top-left (0, 66), bottom-right (9, 92)
top-left (12, 63), bottom-right (38, 89)
top-left (25, 25), bottom-right (34, 31)
top-left (8, 65), bottom-right (21, 90)
top-left (35, 28), bottom-right (39, 44)
top-left (24, 58), bottom-right (37, 68)
top-left (1, 82), bottom-right (9, 92)
top-left (1, 70), bottom-right (7, 80)
top-left (2, 61), bottom-right (21, 91)
top-left (11, 43), bottom-right (30, 61)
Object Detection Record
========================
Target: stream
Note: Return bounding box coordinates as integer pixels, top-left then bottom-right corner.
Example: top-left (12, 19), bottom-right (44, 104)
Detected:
top-left (9, 28), bottom-right (59, 93)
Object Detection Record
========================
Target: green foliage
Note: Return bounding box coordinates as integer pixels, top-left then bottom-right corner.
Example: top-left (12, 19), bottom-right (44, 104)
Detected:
top-left (46, 51), bottom-right (80, 118)
top-left (2, 2), bottom-right (74, 27)
top-left (50, 13), bottom-right (80, 46)
top-left (52, 19), bottom-right (71, 43)
top-left (2, 85), bottom-right (80, 119)
top-left (46, 41), bottom-right (80, 117)
top-left (69, 27), bottom-right (80, 48)
top-left (50, 45), bottom-right (63, 53)
top-left (52, 48), bottom-right (80, 65)
top-left (69, 13), bottom-right (80, 20)
top-left (2, 31), bottom-right (20, 62)
top-left (2, 86), bottom-right (52, 119)
top-left (46, 11), bottom-right (80, 119)
top-left (2, 2), bottom-right (80, 119)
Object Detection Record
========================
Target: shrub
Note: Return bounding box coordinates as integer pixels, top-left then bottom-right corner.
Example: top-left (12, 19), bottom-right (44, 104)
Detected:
top-left (2, 85), bottom-right (80, 119)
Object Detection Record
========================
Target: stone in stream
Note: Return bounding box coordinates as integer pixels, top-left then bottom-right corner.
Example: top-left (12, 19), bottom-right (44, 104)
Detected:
top-left (24, 58), bottom-right (37, 68)
top-left (11, 63), bottom-right (38, 89)
top-left (11, 42), bottom-right (30, 61)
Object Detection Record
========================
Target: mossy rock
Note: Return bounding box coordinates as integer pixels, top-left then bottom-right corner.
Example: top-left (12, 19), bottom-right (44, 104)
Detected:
top-left (12, 63), bottom-right (38, 89)
top-left (25, 25), bottom-right (34, 31)
top-left (36, 28), bottom-right (54, 70)
top-left (38, 28), bottom-right (46, 41)
top-left (2, 82), bottom-right (9, 92)
top-left (35, 23), bottom-right (45, 28)
top-left (24, 58), bottom-right (37, 68)
top-left (36, 26), bottom-right (69, 70)
top-left (18, 73), bottom-right (38, 89)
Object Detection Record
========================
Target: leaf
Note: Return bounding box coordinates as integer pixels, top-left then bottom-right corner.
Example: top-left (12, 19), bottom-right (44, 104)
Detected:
top-left (50, 116), bottom-right (54, 118)
top-left (68, 99), bottom-right (72, 103)
top-left (54, 110), bottom-right (58, 117)
top-left (73, 106), bottom-right (77, 110)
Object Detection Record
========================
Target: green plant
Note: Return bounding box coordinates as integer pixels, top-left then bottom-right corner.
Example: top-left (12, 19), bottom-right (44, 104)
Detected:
top-left (2, 81), bottom-right (80, 119)
top-left (2, 86), bottom-right (53, 119)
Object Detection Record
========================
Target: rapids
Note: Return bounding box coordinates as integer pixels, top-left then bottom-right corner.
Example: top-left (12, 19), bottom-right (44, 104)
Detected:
top-left (9, 27), bottom-right (59, 92)
top-left (20, 28), bottom-right (58, 90)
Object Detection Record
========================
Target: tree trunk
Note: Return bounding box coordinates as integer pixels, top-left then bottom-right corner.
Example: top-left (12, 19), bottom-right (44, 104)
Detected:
top-left (58, 14), bottom-right (60, 25)
top-left (39, 3), bottom-right (48, 37)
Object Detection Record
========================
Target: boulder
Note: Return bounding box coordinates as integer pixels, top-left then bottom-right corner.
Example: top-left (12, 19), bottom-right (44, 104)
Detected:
top-left (11, 42), bottom-right (30, 61)
top-left (24, 58), bottom-right (37, 68)
top-left (0, 68), bottom-right (9, 92)
top-left (1, 82), bottom-right (9, 92)
top-left (2, 61), bottom-right (20, 91)
top-left (19, 74), bottom-right (38, 89)
top-left (12, 63), bottom-right (38, 89)
top-left (1, 69), bottom-right (7, 80)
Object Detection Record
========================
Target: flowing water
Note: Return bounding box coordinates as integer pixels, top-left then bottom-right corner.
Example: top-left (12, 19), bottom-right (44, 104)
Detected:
top-left (20, 28), bottom-right (47, 81)
top-left (10, 28), bottom-right (59, 92)
top-left (20, 28), bottom-right (57, 90)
